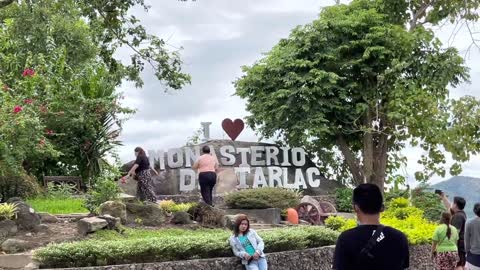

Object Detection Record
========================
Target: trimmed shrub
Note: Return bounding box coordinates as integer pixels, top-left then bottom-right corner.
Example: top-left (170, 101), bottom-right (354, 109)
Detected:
top-left (0, 175), bottom-right (40, 201)
top-left (325, 216), bottom-right (356, 232)
top-left (335, 188), bottom-right (353, 212)
top-left (225, 187), bottom-right (300, 209)
top-left (411, 188), bottom-right (444, 222)
top-left (34, 227), bottom-right (339, 268)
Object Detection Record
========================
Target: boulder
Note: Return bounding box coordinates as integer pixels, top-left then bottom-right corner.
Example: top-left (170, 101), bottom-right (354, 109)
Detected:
top-left (99, 201), bottom-right (127, 224)
top-left (1, 239), bottom-right (32, 253)
top-left (223, 214), bottom-right (239, 230)
top-left (98, 215), bottom-right (121, 230)
top-left (189, 202), bottom-right (226, 227)
top-left (5, 199), bottom-right (40, 231)
top-left (126, 202), bottom-right (165, 226)
top-left (77, 217), bottom-right (108, 235)
top-left (171, 211), bottom-right (192, 225)
top-left (0, 220), bottom-right (17, 240)
top-left (39, 213), bottom-right (58, 223)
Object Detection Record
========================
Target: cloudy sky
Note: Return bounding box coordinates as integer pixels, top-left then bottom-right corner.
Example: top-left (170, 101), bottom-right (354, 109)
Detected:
top-left (116, 0), bottom-right (480, 185)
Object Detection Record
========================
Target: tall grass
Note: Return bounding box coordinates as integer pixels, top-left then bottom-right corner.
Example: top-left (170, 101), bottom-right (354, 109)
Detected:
top-left (27, 197), bottom-right (88, 214)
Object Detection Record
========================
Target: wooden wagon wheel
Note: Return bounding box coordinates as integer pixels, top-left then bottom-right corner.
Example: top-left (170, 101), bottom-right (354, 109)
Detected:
top-left (319, 201), bottom-right (337, 214)
top-left (296, 202), bottom-right (323, 225)
top-left (318, 201), bottom-right (337, 224)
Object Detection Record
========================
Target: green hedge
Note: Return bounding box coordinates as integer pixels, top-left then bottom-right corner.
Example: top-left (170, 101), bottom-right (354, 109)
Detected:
top-left (34, 227), bottom-right (339, 268)
top-left (225, 187), bottom-right (301, 209)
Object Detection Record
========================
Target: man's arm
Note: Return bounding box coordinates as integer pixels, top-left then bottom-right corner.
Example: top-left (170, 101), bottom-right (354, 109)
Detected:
top-left (402, 234), bottom-right (410, 269)
top-left (440, 193), bottom-right (451, 210)
top-left (332, 235), bottom-right (347, 270)
top-left (465, 221), bottom-right (471, 253)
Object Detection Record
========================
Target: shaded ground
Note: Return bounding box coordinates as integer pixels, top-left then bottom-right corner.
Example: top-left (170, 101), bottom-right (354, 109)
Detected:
top-left (3, 219), bottom-right (82, 253)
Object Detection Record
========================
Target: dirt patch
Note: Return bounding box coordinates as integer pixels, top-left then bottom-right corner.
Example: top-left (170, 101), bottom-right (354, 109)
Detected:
top-left (4, 219), bottom-right (83, 252)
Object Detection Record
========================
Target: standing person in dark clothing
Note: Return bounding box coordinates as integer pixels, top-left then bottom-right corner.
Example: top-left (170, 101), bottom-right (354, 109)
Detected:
top-left (127, 147), bottom-right (157, 202)
top-left (440, 193), bottom-right (467, 270)
top-left (192, 145), bottom-right (218, 206)
top-left (332, 184), bottom-right (410, 270)
top-left (465, 203), bottom-right (480, 270)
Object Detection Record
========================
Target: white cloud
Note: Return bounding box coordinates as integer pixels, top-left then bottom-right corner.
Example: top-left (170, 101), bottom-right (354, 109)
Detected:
top-left (117, 1), bottom-right (480, 185)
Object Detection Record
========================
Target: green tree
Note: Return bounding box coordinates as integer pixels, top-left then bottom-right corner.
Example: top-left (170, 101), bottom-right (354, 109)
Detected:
top-left (235, 0), bottom-right (480, 189)
top-left (0, 0), bottom-right (191, 183)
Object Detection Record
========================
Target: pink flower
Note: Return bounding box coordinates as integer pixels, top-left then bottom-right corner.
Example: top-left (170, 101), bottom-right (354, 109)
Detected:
top-left (45, 129), bottom-right (55, 135)
top-left (22, 68), bottom-right (35, 77)
top-left (13, 105), bottom-right (23, 113)
top-left (24, 99), bottom-right (33, 104)
top-left (39, 139), bottom-right (45, 146)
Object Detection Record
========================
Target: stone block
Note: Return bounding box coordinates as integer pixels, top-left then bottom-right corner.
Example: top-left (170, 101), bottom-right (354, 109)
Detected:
top-left (77, 217), bottom-right (108, 235)
top-left (39, 213), bottom-right (59, 223)
top-left (1, 238), bottom-right (32, 253)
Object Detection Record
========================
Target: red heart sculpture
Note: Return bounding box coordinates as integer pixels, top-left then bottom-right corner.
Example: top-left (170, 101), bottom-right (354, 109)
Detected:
top-left (222, 118), bottom-right (244, 141)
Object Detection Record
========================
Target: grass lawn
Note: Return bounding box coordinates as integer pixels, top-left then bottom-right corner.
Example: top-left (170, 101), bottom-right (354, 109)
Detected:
top-left (27, 197), bottom-right (89, 214)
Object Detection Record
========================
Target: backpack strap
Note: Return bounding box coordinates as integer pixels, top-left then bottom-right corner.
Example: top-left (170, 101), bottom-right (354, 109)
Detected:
top-left (358, 225), bottom-right (385, 260)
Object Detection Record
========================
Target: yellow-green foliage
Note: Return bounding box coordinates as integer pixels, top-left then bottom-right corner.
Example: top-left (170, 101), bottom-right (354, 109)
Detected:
top-left (325, 216), bottom-right (356, 232)
top-left (158, 200), bottom-right (197, 213)
top-left (0, 202), bottom-right (18, 221)
top-left (326, 197), bottom-right (436, 245)
top-left (381, 197), bottom-right (436, 245)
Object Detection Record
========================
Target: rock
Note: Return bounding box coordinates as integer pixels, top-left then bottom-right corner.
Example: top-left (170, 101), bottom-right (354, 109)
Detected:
top-left (171, 211), bottom-right (192, 225)
top-left (189, 202), bottom-right (226, 227)
top-left (77, 217), bottom-right (108, 235)
top-left (1, 239), bottom-right (31, 253)
top-left (0, 220), bottom-right (17, 240)
top-left (299, 220), bottom-right (310, 225)
top-left (98, 215), bottom-right (121, 230)
top-left (33, 224), bottom-right (50, 233)
top-left (5, 200), bottom-right (40, 231)
top-left (99, 201), bottom-right (127, 224)
top-left (223, 214), bottom-right (239, 230)
top-left (38, 213), bottom-right (58, 223)
top-left (126, 202), bottom-right (165, 226)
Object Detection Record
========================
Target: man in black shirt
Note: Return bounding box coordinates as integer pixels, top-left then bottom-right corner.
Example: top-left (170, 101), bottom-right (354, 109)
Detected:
top-left (332, 184), bottom-right (410, 270)
top-left (440, 193), bottom-right (467, 269)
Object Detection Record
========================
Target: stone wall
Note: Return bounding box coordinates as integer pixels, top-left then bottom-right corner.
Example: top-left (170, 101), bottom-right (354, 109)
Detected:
top-left (44, 245), bottom-right (433, 270)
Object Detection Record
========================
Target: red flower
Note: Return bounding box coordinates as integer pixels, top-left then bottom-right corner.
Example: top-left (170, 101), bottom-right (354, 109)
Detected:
top-left (2, 84), bottom-right (8, 91)
top-left (22, 68), bottom-right (35, 77)
top-left (45, 129), bottom-right (55, 135)
top-left (24, 99), bottom-right (33, 104)
top-left (13, 105), bottom-right (23, 113)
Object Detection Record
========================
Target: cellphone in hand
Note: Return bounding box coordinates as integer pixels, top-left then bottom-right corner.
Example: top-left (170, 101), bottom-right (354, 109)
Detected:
top-left (434, 189), bottom-right (443, 195)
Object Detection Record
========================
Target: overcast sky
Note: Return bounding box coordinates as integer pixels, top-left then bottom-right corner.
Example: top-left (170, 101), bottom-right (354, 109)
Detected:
top-left (116, 0), bottom-right (480, 185)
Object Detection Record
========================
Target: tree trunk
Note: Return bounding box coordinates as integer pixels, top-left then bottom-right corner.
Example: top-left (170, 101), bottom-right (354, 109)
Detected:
top-left (363, 109), bottom-right (374, 183)
top-left (336, 135), bottom-right (364, 185)
top-left (370, 133), bottom-right (388, 191)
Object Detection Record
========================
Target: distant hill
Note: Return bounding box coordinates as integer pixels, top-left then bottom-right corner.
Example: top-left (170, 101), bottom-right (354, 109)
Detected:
top-left (431, 176), bottom-right (480, 219)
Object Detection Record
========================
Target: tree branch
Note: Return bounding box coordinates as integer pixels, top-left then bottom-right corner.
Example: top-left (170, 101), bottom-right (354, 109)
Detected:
top-left (409, 1), bottom-right (436, 31)
top-left (0, 0), bottom-right (15, 9)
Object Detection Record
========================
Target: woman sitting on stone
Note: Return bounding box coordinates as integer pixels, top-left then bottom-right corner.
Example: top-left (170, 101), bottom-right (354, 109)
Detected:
top-left (229, 214), bottom-right (268, 270)
top-left (432, 212), bottom-right (460, 269)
